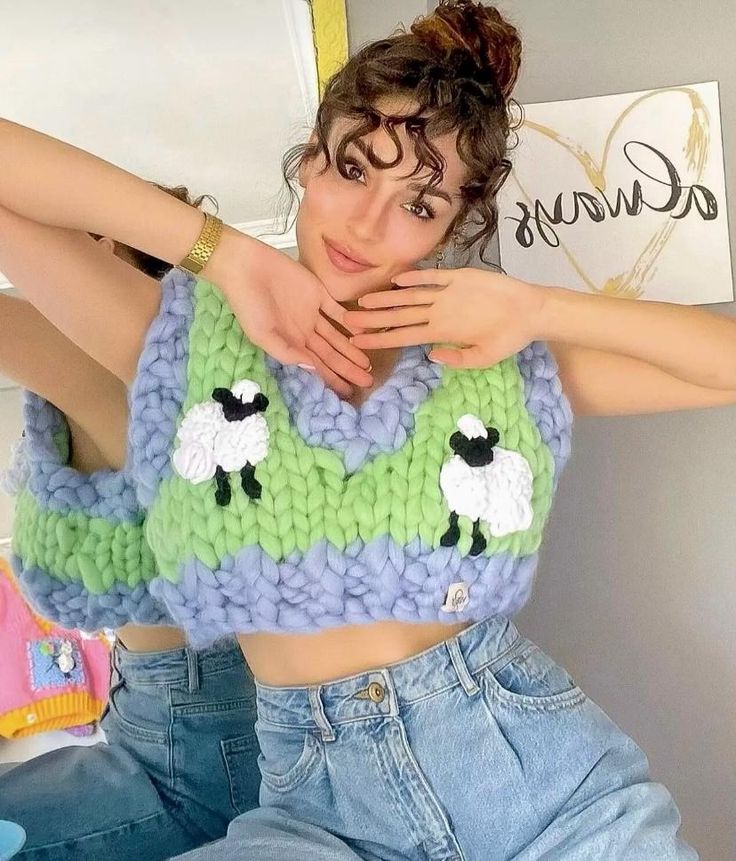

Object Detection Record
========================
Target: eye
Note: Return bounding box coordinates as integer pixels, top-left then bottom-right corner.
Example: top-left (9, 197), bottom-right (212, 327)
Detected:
top-left (343, 160), bottom-right (366, 183)
top-left (403, 201), bottom-right (436, 220)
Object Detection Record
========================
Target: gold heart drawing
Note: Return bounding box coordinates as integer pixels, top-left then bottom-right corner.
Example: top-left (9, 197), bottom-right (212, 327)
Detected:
top-left (510, 87), bottom-right (711, 298)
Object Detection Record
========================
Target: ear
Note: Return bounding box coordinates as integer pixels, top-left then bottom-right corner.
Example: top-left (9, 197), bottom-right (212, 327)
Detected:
top-left (95, 236), bottom-right (116, 254)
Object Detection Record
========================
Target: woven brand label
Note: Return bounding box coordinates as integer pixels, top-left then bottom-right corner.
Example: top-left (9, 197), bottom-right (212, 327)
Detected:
top-left (441, 582), bottom-right (470, 613)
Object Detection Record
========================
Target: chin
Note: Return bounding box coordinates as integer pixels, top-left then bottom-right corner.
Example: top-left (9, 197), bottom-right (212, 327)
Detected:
top-left (321, 272), bottom-right (382, 304)
top-left (300, 248), bottom-right (387, 304)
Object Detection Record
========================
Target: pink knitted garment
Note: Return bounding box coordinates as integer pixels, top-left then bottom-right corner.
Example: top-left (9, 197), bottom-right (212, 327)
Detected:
top-left (0, 560), bottom-right (111, 739)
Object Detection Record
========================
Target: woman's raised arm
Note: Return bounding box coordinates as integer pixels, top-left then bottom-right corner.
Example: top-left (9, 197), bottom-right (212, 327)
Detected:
top-left (0, 203), bottom-right (158, 384)
top-left (0, 118), bottom-right (202, 267)
top-left (0, 119), bottom-right (372, 395)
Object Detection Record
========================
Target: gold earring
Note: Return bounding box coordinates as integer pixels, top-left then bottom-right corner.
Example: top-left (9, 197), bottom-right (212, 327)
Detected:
top-left (435, 246), bottom-right (446, 269)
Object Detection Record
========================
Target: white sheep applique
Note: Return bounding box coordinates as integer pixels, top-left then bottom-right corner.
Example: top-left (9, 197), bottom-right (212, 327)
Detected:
top-left (439, 413), bottom-right (534, 556)
top-left (171, 379), bottom-right (270, 507)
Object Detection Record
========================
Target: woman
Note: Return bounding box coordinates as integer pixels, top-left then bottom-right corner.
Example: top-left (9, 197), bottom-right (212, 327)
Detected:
top-left (2, 1), bottom-right (730, 857)
top-left (0, 191), bottom-right (263, 861)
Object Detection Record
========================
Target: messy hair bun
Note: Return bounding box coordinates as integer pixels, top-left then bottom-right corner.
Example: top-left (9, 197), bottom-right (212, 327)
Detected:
top-left (281, 1), bottom-right (523, 263)
top-left (411, 0), bottom-right (521, 101)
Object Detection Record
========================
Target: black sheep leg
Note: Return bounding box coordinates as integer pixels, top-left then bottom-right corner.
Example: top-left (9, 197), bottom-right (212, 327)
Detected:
top-left (214, 465), bottom-right (231, 507)
top-left (240, 463), bottom-right (262, 500)
top-left (470, 520), bottom-right (487, 556)
top-left (440, 511), bottom-right (461, 548)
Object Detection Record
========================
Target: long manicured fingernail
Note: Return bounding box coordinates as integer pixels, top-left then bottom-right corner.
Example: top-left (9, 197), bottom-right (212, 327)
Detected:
top-left (298, 363), bottom-right (316, 371)
top-left (428, 355), bottom-right (444, 364)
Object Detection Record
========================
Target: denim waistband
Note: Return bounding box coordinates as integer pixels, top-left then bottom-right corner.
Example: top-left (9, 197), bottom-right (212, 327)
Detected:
top-left (113, 636), bottom-right (245, 685)
top-left (255, 616), bottom-right (523, 735)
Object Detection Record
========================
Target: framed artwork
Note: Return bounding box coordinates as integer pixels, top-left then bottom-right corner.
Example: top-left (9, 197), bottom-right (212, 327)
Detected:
top-left (497, 82), bottom-right (733, 305)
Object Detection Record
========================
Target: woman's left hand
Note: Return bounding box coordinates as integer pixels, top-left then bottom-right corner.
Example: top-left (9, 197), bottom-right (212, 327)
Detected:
top-left (343, 267), bottom-right (549, 368)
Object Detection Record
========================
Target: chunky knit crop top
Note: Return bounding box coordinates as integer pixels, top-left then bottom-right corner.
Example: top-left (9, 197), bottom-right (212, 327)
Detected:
top-left (9, 393), bottom-right (169, 630)
top-left (11, 269), bottom-right (573, 647)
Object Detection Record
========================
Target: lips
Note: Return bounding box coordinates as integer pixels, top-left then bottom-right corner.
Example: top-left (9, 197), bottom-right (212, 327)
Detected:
top-left (323, 237), bottom-right (375, 274)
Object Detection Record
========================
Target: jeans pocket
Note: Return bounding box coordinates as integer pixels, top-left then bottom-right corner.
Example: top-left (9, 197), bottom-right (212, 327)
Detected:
top-left (101, 678), bottom-right (170, 744)
top-left (221, 733), bottom-right (262, 814)
top-left (480, 639), bottom-right (586, 712)
top-left (254, 721), bottom-right (322, 794)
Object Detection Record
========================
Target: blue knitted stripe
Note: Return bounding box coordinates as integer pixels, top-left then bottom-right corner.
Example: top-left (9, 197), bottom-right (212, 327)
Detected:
top-left (266, 345), bottom-right (443, 473)
top-left (517, 341), bottom-right (573, 479)
top-left (23, 392), bottom-right (140, 521)
top-left (11, 554), bottom-right (171, 631)
top-left (149, 536), bottom-right (539, 648)
top-left (128, 268), bottom-right (196, 508)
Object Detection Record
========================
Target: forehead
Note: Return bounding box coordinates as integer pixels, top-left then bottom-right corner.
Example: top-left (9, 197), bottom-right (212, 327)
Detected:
top-left (329, 95), bottom-right (466, 191)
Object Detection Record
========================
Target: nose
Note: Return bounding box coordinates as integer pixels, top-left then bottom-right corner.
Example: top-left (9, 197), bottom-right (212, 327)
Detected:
top-left (345, 190), bottom-right (388, 245)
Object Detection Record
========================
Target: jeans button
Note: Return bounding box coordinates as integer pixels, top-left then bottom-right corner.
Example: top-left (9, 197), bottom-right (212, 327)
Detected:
top-left (368, 682), bottom-right (385, 703)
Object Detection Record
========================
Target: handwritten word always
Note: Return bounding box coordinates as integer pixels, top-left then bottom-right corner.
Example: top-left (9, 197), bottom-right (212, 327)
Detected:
top-left (506, 141), bottom-right (719, 248)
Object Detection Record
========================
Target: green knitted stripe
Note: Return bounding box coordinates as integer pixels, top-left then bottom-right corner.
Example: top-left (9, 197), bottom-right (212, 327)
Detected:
top-left (148, 278), bottom-right (555, 581)
top-left (342, 361), bottom-right (555, 558)
top-left (13, 489), bottom-right (156, 594)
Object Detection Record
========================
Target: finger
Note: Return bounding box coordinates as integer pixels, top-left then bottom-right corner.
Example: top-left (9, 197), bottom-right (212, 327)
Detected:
top-left (390, 269), bottom-right (452, 288)
top-left (307, 331), bottom-right (374, 388)
top-left (259, 330), bottom-right (311, 368)
top-left (302, 349), bottom-right (354, 398)
top-left (358, 287), bottom-right (442, 309)
top-left (316, 316), bottom-right (372, 369)
top-left (349, 324), bottom-right (430, 351)
top-left (429, 346), bottom-right (499, 369)
top-left (343, 306), bottom-right (431, 331)
top-left (319, 292), bottom-right (347, 326)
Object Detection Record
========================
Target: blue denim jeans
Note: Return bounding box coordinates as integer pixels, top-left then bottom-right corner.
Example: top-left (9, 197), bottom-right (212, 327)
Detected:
top-left (175, 615), bottom-right (697, 861)
top-left (0, 639), bottom-right (260, 860)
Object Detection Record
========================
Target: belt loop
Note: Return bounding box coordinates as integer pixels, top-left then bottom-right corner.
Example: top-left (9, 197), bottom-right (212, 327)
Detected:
top-left (308, 686), bottom-right (335, 743)
top-left (447, 637), bottom-right (480, 697)
top-left (186, 647), bottom-right (200, 693)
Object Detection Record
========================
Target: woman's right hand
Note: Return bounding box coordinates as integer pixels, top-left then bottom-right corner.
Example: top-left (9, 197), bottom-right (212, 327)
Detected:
top-left (205, 227), bottom-right (372, 398)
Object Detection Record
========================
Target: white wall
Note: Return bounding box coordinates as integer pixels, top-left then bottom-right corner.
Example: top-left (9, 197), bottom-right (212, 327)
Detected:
top-left (433, 2), bottom-right (736, 858)
top-left (0, 0), bottom-right (318, 264)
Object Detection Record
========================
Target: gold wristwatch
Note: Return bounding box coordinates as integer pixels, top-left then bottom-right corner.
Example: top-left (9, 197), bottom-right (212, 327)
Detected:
top-left (177, 213), bottom-right (224, 275)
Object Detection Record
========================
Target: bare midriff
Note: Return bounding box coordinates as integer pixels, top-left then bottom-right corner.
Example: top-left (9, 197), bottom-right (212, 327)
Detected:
top-left (237, 619), bottom-right (473, 686)
top-left (117, 624), bottom-right (188, 652)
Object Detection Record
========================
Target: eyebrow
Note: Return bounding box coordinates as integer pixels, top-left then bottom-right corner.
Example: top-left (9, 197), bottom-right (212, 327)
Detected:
top-left (344, 140), bottom-right (456, 204)
top-left (406, 181), bottom-right (454, 204)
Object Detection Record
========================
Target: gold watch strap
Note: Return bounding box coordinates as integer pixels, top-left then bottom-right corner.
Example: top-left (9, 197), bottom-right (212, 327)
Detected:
top-left (178, 213), bottom-right (224, 275)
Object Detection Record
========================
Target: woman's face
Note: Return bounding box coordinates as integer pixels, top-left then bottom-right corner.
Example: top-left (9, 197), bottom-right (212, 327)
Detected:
top-left (296, 99), bottom-right (467, 304)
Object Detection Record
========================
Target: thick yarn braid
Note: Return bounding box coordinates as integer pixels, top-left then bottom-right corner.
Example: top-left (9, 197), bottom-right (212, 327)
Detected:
top-left (10, 393), bottom-right (168, 630)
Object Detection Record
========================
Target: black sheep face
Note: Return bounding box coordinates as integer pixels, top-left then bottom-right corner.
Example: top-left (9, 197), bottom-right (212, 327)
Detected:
top-left (212, 387), bottom-right (269, 422)
top-left (449, 426), bottom-right (500, 467)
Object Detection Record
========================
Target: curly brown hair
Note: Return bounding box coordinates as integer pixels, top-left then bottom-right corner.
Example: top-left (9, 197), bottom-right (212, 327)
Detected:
top-left (281, 0), bottom-right (522, 263)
